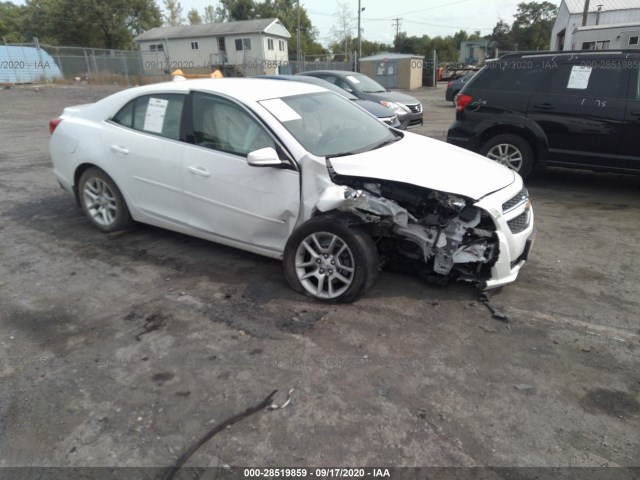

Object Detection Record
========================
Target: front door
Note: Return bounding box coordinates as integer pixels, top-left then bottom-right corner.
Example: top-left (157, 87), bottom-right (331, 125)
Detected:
top-left (182, 92), bottom-right (300, 254)
top-left (621, 64), bottom-right (640, 171)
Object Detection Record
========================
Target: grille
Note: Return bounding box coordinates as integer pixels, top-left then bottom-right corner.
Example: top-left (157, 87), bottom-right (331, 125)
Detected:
top-left (406, 103), bottom-right (422, 113)
top-left (502, 188), bottom-right (528, 213)
top-left (507, 210), bottom-right (530, 234)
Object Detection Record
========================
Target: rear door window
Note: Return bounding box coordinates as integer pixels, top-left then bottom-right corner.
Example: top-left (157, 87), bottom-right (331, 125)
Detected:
top-left (112, 94), bottom-right (186, 140)
top-left (546, 63), bottom-right (627, 99)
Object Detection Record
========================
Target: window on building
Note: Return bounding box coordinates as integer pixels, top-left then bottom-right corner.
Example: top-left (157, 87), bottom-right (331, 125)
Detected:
top-left (630, 36), bottom-right (639, 46)
top-left (581, 40), bottom-right (610, 50)
top-left (267, 38), bottom-right (274, 50)
top-left (235, 38), bottom-right (252, 51)
top-left (150, 43), bottom-right (164, 51)
top-left (278, 40), bottom-right (285, 52)
top-left (191, 41), bottom-right (199, 50)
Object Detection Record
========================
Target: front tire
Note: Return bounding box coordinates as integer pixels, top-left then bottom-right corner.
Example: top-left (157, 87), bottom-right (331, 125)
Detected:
top-left (283, 215), bottom-right (379, 303)
top-left (78, 167), bottom-right (133, 233)
top-left (480, 134), bottom-right (534, 178)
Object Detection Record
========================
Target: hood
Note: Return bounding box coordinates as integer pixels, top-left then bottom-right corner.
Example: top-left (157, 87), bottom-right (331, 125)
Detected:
top-left (328, 132), bottom-right (515, 201)
top-left (354, 98), bottom-right (398, 118)
top-left (366, 90), bottom-right (420, 106)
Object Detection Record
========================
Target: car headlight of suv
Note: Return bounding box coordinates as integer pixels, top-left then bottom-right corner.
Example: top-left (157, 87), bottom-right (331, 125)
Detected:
top-left (380, 101), bottom-right (410, 115)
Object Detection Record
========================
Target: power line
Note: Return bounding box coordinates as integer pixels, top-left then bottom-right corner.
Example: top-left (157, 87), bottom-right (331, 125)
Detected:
top-left (392, 17), bottom-right (402, 41)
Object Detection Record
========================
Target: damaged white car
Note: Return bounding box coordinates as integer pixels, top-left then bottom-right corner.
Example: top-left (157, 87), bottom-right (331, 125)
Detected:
top-left (50, 78), bottom-right (534, 302)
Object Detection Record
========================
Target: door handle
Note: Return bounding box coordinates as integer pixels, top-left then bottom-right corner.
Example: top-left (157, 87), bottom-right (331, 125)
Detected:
top-left (187, 166), bottom-right (211, 177)
top-left (111, 145), bottom-right (129, 154)
top-left (533, 103), bottom-right (555, 110)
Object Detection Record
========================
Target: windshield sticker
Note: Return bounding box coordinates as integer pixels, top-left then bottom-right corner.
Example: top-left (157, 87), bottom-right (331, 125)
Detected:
top-left (260, 98), bottom-right (302, 122)
top-left (346, 75), bottom-right (361, 84)
top-left (567, 65), bottom-right (592, 89)
top-left (143, 97), bottom-right (168, 133)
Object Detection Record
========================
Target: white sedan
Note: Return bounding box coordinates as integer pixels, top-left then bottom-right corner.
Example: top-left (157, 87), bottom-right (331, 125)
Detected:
top-left (50, 78), bottom-right (535, 302)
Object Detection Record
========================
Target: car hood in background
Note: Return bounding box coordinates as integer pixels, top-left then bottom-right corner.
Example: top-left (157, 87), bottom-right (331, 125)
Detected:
top-left (328, 132), bottom-right (515, 201)
top-left (364, 90), bottom-right (420, 106)
top-left (354, 98), bottom-right (398, 118)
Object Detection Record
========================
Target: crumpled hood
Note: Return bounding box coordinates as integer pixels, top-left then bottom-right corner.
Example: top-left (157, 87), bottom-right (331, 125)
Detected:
top-left (328, 132), bottom-right (515, 201)
top-left (370, 90), bottom-right (420, 105)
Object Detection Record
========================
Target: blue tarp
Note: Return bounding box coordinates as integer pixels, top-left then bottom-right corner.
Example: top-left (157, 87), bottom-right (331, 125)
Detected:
top-left (0, 46), bottom-right (63, 83)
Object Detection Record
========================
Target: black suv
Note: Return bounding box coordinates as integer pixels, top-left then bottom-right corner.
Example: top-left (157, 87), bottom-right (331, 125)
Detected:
top-left (447, 50), bottom-right (640, 178)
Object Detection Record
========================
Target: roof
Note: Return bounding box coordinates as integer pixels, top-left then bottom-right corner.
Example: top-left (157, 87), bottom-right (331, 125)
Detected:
top-left (360, 53), bottom-right (424, 61)
top-left (564, 0), bottom-right (640, 13)
top-left (135, 18), bottom-right (289, 42)
top-left (575, 21), bottom-right (640, 30)
top-left (116, 78), bottom-right (325, 103)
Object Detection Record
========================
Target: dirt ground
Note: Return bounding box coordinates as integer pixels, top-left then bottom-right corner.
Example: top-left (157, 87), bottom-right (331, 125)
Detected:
top-left (0, 82), bottom-right (639, 472)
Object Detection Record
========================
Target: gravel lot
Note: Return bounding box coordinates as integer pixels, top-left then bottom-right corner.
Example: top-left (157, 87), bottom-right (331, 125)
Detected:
top-left (1, 82), bottom-right (639, 471)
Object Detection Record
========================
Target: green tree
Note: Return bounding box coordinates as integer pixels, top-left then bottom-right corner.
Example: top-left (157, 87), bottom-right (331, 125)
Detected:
top-left (511, 1), bottom-right (557, 50)
top-left (0, 1), bottom-right (26, 42)
top-left (22, 0), bottom-right (162, 49)
top-left (360, 39), bottom-right (392, 57)
top-left (163, 0), bottom-right (183, 26)
top-left (203, 4), bottom-right (221, 23)
top-left (254, 0), bottom-right (325, 57)
top-left (187, 8), bottom-right (202, 24)
top-left (216, 0), bottom-right (255, 21)
top-left (489, 19), bottom-right (514, 51)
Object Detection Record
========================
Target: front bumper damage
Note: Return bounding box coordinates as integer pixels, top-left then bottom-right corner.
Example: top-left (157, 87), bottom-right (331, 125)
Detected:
top-left (316, 176), bottom-right (534, 289)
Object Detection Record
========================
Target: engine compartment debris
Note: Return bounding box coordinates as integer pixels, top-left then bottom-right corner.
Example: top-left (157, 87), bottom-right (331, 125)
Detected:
top-left (318, 173), bottom-right (500, 288)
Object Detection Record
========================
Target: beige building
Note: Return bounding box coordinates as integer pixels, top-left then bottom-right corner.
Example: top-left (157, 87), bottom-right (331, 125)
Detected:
top-left (359, 53), bottom-right (425, 90)
top-left (135, 18), bottom-right (290, 75)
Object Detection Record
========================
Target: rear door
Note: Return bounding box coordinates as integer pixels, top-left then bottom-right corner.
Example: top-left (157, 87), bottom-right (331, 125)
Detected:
top-left (527, 60), bottom-right (629, 169)
top-left (102, 93), bottom-right (187, 225)
top-left (620, 61), bottom-right (640, 171)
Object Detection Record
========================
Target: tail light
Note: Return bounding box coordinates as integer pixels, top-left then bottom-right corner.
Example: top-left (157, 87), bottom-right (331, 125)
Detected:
top-left (456, 94), bottom-right (473, 113)
top-left (49, 117), bottom-right (62, 134)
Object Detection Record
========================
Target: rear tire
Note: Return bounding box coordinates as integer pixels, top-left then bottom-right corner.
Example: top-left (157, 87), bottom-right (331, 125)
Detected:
top-left (283, 215), bottom-right (379, 303)
top-left (78, 167), bottom-right (133, 233)
top-left (480, 134), bottom-right (534, 178)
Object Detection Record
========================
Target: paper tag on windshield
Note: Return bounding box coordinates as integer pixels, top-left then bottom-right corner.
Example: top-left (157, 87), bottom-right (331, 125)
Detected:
top-left (567, 66), bottom-right (592, 89)
top-left (143, 98), bottom-right (168, 133)
top-left (346, 75), bottom-right (360, 84)
top-left (260, 98), bottom-right (301, 122)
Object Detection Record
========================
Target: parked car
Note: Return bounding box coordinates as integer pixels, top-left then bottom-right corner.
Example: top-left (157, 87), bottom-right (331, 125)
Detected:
top-left (50, 78), bottom-right (534, 302)
top-left (298, 70), bottom-right (423, 129)
top-left (447, 50), bottom-right (640, 178)
top-left (258, 74), bottom-right (402, 128)
top-left (445, 72), bottom-right (476, 106)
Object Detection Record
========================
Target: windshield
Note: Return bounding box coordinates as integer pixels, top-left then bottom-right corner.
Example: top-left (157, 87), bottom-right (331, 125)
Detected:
top-left (346, 73), bottom-right (386, 93)
top-left (260, 92), bottom-right (398, 157)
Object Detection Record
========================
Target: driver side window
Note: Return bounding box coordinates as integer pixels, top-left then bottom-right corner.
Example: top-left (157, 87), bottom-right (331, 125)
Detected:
top-left (192, 92), bottom-right (276, 156)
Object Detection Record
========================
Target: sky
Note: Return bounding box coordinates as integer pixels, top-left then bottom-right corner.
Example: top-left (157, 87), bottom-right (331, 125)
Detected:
top-left (182, 0), bottom-right (563, 46)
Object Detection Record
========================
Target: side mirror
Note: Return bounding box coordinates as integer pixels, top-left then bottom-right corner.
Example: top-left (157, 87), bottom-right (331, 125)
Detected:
top-left (247, 147), bottom-right (283, 167)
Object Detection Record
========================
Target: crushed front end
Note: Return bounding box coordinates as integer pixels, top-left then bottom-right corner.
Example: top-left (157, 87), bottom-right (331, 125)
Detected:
top-left (317, 169), bottom-right (534, 289)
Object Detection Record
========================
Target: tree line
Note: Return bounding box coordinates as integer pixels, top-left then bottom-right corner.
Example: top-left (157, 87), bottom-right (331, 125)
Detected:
top-left (0, 0), bottom-right (557, 63)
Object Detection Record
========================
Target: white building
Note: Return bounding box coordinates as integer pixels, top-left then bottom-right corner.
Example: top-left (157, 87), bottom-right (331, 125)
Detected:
top-left (573, 22), bottom-right (640, 49)
top-left (135, 18), bottom-right (290, 75)
top-left (550, 0), bottom-right (640, 50)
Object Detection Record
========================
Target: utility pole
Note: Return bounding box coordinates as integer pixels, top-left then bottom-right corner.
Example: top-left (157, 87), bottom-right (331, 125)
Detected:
top-left (582, 0), bottom-right (590, 26)
top-left (297, 0), bottom-right (301, 66)
top-left (392, 17), bottom-right (402, 43)
top-left (357, 0), bottom-right (361, 71)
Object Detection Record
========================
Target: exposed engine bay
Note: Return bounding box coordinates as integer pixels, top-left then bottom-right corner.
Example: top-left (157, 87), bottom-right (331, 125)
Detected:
top-left (316, 170), bottom-right (500, 286)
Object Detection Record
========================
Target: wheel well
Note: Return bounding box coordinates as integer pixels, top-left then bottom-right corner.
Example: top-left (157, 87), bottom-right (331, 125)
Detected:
top-left (73, 163), bottom-right (100, 206)
top-left (479, 126), bottom-right (538, 162)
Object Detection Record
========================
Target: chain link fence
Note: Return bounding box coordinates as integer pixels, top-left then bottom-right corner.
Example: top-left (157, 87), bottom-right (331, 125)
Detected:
top-left (1, 39), bottom-right (356, 85)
